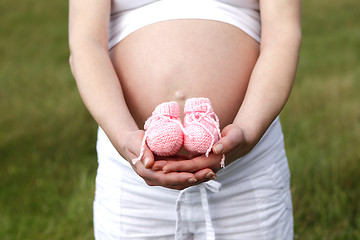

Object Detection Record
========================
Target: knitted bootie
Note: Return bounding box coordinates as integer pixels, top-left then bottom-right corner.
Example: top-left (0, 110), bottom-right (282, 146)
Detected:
top-left (132, 101), bottom-right (185, 164)
top-left (183, 98), bottom-right (219, 152)
top-left (183, 98), bottom-right (225, 167)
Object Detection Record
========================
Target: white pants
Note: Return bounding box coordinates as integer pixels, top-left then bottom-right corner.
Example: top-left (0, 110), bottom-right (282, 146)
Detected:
top-left (93, 117), bottom-right (293, 240)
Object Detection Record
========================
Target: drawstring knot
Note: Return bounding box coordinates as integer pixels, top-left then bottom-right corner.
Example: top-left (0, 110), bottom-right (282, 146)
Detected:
top-left (175, 181), bottom-right (222, 240)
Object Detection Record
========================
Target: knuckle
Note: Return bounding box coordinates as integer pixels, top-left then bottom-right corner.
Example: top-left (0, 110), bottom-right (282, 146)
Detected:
top-left (223, 136), bottom-right (236, 148)
top-left (229, 130), bottom-right (244, 147)
top-left (135, 168), bottom-right (144, 177)
top-left (145, 180), bottom-right (155, 187)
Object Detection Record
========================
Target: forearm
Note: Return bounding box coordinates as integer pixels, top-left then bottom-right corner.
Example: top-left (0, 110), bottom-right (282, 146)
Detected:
top-left (69, 41), bottom-right (139, 154)
top-left (234, 32), bottom-right (301, 142)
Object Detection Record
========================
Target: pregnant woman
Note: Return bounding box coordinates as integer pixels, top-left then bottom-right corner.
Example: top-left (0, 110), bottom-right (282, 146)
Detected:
top-left (69, 0), bottom-right (301, 239)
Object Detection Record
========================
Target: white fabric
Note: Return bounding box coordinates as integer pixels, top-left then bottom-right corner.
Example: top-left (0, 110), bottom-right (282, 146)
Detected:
top-left (93, 117), bottom-right (294, 239)
top-left (108, 0), bottom-right (261, 49)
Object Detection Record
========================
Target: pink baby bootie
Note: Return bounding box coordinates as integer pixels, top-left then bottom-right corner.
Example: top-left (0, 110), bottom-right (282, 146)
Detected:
top-left (183, 97), bottom-right (225, 167)
top-left (132, 101), bottom-right (185, 164)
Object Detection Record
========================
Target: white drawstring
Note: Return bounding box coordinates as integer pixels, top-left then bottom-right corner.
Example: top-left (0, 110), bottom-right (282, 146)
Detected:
top-left (175, 190), bottom-right (186, 240)
top-left (175, 181), bottom-right (222, 240)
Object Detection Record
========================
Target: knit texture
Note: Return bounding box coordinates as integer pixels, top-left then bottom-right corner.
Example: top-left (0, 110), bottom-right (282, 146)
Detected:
top-left (183, 98), bottom-right (221, 156)
top-left (183, 97), bottom-right (225, 167)
top-left (132, 98), bottom-right (225, 167)
top-left (132, 101), bottom-right (184, 164)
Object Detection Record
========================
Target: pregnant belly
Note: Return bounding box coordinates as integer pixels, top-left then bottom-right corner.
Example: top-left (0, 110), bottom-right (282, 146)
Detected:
top-left (110, 19), bottom-right (259, 129)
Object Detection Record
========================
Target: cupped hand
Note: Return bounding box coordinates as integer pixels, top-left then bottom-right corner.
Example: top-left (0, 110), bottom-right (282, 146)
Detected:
top-left (121, 130), bottom-right (216, 190)
top-left (153, 124), bottom-right (257, 174)
top-left (212, 123), bottom-right (257, 163)
top-left (152, 153), bottom-right (222, 175)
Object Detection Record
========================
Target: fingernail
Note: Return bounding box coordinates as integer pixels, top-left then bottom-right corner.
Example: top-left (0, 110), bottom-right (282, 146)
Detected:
top-left (188, 178), bottom-right (197, 183)
top-left (144, 157), bottom-right (150, 168)
top-left (205, 172), bottom-right (216, 179)
top-left (213, 144), bottom-right (224, 154)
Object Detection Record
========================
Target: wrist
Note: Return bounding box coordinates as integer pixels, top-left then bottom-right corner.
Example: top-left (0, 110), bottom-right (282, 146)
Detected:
top-left (102, 124), bottom-right (141, 160)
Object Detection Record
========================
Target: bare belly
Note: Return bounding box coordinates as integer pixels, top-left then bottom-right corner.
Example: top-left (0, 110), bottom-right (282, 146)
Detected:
top-left (110, 20), bottom-right (259, 129)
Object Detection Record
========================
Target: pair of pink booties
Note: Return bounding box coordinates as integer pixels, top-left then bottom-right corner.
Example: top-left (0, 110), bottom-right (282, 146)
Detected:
top-left (133, 98), bottom-right (225, 167)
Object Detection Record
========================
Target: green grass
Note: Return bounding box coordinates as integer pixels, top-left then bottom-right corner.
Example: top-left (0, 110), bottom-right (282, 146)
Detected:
top-left (281, 0), bottom-right (360, 239)
top-left (0, 0), bottom-right (359, 239)
top-left (0, 0), bottom-right (97, 239)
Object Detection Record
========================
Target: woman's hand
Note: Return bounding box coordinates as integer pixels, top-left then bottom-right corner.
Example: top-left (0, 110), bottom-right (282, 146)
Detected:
top-left (152, 123), bottom-right (257, 174)
top-left (152, 153), bottom-right (222, 176)
top-left (122, 130), bottom-right (216, 190)
top-left (212, 124), bottom-right (256, 162)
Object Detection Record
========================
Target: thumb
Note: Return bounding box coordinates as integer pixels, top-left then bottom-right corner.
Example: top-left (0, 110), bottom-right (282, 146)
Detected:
top-left (131, 142), bottom-right (155, 168)
top-left (212, 124), bottom-right (245, 155)
top-left (141, 145), bottom-right (155, 169)
top-left (129, 130), bottom-right (154, 168)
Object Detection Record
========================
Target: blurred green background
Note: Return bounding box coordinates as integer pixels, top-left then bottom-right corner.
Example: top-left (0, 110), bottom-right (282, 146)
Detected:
top-left (0, 0), bottom-right (359, 239)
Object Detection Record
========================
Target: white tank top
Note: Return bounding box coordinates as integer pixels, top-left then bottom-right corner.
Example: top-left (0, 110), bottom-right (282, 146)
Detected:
top-left (109, 0), bottom-right (261, 49)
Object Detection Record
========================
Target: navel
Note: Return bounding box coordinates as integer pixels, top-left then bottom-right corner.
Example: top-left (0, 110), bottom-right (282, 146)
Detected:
top-left (174, 90), bottom-right (187, 101)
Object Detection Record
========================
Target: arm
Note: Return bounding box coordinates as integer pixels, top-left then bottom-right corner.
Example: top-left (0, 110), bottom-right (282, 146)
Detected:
top-left (211, 0), bottom-right (302, 160)
top-left (157, 0), bottom-right (302, 173)
top-left (229, 0), bottom-right (302, 146)
top-left (68, 0), bottom-right (213, 189)
top-left (69, 0), bottom-right (139, 154)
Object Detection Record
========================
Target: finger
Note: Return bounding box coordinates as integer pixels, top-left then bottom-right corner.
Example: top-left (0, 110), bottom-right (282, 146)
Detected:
top-left (133, 157), bottom-right (200, 190)
top-left (151, 155), bottom-right (190, 171)
top-left (194, 168), bottom-right (217, 182)
top-left (126, 130), bottom-right (146, 162)
top-left (212, 124), bottom-right (245, 155)
top-left (151, 160), bottom-right (167, 171)
top-left (141, 147), bottom-right (155, 169)
top-left (162, 154), bottom-right (222, 173)
top-left (162, 160), bottom-right (194, 173)
top-left (154, 154), bottom-right (190, 161)
top-left (145, 180), bottom-right (197, 190)
top-left (129, 146), bottom-right (155, 169)
top-left (144, 179), bottom-right (191, 190)
top-left (143, 169), bottom-right (198, 186)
